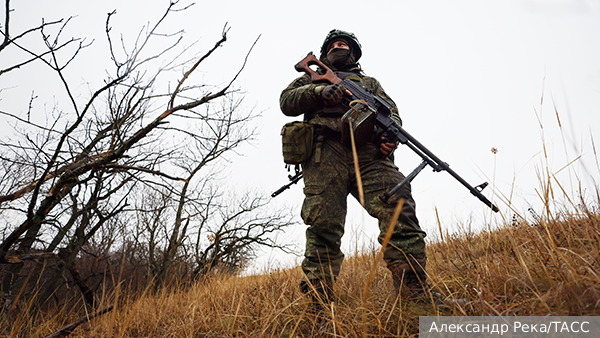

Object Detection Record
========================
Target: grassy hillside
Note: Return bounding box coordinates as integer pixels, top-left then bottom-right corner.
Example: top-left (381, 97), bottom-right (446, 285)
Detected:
top-left (6, 203), bottom-right (598, 337)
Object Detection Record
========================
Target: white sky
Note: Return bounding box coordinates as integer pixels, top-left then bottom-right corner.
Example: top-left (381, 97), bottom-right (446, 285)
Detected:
top-left (2, 0), bottom-right (600, 273)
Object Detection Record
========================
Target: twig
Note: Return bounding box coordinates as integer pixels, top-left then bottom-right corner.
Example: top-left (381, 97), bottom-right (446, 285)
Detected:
top-left (0, 109), bottom-right (62, 134)
top-left (43, 305), bottom-right (114, 338)
top-left (100, 163), bottom-right (188, 182)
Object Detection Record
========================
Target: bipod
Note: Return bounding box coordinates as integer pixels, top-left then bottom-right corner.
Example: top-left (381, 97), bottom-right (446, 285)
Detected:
top-left (381, 160), bottom-right (429, 202)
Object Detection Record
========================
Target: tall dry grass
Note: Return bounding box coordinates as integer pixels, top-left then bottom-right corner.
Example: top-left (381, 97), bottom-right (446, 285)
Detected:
top-left (3, 200), bottom-right (598, 337)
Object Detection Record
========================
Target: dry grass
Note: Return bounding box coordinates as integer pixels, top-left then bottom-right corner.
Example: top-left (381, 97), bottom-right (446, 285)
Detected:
top-left (3, 203), bottom-right (598, 337)
top-left (429, 210), bottom-right (600, 317)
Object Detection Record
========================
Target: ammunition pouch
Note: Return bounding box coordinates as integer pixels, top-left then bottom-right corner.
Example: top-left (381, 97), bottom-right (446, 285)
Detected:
top-left (340, 100), bottom-right (376, 148)
top-left (281, 121), bottom-right (314, 164)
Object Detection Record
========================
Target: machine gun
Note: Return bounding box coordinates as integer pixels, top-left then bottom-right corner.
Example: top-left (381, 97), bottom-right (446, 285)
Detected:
top-left (273, 52), bottom-right (499, 213)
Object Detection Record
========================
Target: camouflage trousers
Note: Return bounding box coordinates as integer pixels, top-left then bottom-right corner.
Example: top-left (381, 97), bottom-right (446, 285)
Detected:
top-left (300, 137), bottom-right (427, 288)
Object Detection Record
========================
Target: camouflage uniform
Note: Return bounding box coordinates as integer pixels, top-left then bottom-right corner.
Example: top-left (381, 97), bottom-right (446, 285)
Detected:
top-left (280, 69), bottom-right (427, 291)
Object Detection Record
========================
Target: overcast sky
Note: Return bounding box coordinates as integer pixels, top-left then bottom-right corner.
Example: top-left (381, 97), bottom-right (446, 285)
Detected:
top-left (2, 0), bottom-right (600, 272)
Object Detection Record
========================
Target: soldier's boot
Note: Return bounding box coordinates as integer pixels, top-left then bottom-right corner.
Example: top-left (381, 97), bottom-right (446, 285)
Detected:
top-left (300, 279), bottom-right (334, 333)
top-left (389, 257), bottom-right (447, 306)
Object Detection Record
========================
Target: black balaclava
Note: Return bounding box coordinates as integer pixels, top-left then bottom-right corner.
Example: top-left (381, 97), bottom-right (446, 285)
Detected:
top-left (323, 39), bottom-right (358, 71)
top-left (326, 48), bottom-right (353, 69)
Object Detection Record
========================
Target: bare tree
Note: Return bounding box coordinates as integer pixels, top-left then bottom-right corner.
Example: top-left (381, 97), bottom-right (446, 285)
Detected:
top-left (191, 191), bottom-right (296, 278)
top-left (128, 96), bottom-right (297, 288)
top-left (0, 0), bottom-right (294, 313)
top-left (148, 96), bottom-right (259, 286)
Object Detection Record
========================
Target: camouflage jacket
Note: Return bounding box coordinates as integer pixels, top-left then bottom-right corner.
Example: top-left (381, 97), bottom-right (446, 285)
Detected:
top-left (279, 69), bottom-right (401, 133)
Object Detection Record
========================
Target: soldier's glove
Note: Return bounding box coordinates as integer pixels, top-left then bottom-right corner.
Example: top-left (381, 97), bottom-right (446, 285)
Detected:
top-left (318, 84), bottom-right (347, 106)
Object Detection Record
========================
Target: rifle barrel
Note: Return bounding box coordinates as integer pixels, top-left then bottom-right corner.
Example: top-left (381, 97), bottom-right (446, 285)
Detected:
top-left (395, 126), bottom-right (499, 212)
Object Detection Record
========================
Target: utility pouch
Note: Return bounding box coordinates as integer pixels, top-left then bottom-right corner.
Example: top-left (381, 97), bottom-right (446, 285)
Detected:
top-left (281, 121), bottom-right (314, 164)
top-left (341, 100), bottom-right (376, 148)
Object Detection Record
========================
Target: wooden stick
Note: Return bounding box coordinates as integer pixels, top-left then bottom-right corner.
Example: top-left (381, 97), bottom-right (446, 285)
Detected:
top-left (348, 119), bottom-right (365, 207)
top-left (43, 305), bottom-right (114, 338)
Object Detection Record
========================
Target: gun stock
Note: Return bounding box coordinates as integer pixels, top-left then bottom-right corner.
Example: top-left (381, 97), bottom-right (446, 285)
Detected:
top-left (294, 52), bottom-right (342, 85)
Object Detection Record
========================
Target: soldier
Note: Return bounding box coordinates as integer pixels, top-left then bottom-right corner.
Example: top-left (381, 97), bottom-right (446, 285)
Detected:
top-left (279, 29), bottom-right (435, 309)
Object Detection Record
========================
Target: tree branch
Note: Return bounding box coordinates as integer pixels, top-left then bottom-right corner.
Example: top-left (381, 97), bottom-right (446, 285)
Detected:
top-left (42, 305), bottom-right (114, 338)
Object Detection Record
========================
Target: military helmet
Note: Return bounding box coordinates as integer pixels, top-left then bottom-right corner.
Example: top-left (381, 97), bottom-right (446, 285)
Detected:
top-left (320, 29), bottom-right (362, 61)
